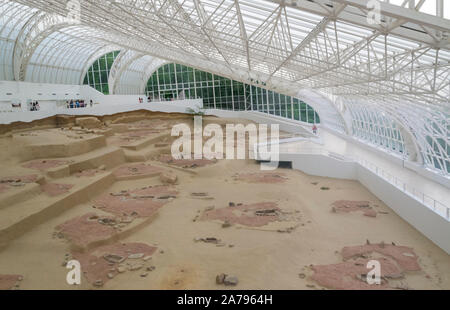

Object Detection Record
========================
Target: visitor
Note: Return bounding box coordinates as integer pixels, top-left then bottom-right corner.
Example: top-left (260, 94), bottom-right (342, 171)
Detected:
top-left (312, 124), bottom-right (318, 135)
top-left (90, 100), bottom-right (93, 107)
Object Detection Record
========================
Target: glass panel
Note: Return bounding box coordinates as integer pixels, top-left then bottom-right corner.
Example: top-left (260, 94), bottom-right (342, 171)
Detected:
top-left (142, 63), bottom-right (320, 124)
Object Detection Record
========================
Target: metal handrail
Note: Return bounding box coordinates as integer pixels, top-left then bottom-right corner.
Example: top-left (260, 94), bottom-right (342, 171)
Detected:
top-left (355, 157), bottom-right (449, 221)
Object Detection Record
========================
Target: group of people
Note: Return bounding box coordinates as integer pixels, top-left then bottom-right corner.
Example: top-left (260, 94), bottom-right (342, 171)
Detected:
top-left (138, 97), bottom-right (153, 103)
top-left (29, 101), bottom-right (40, 111)
top-left (138, 96), bottom-right (175, 103)
top-left (66, 99), bottom-right (93, 109)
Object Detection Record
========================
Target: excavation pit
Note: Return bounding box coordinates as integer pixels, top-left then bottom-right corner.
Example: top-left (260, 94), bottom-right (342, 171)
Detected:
top-left (56, 213), bottom-right (119, 249)
top-left (331, 200), bottom-right (377, 218)
top-left (342, 243), bottom-right (421, 272)
top-left (311, 243), bottom-right (421, 290)
top-left (71, 242), bottom-right (157, 287)
top-left (201, 202), bottom-right (282, 227)
top-left (311, 257), bottom-right (401, 290)
top-left (94, 186), bottom-right (178, 217)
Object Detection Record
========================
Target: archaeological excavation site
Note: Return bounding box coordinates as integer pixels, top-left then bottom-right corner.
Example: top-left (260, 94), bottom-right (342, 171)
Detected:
top-left (1, 0), bottom-right (449, 294)
top-left (0, 110), bottom-right (449, 291)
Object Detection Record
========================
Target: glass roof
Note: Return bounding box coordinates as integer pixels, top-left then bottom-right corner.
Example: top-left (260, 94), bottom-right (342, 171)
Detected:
top-left (0, 0), bottom-right (448, 174)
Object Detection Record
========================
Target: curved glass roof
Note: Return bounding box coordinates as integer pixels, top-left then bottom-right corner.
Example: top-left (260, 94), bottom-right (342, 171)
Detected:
top-left (0, 0), bottom-right (448, 174)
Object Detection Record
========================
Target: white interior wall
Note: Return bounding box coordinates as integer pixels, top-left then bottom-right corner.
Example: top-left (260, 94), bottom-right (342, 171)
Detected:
top-left (205, 109), bottom-right (314, 137)
top-left (0, 81), bottom-right (203, 124)
top-left (0, 80), bottom-right (83, 111)
top-left (274, 150), bottom-right (450, 254)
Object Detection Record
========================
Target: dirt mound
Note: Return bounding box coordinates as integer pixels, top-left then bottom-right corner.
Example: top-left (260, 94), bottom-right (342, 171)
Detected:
top-left (0, 110), bottom-right (190, 135)
top-left (201, 202), bottom-right (282, 227)
top-left (331, 200), bottom-right (377, 218)
top-left (160, 172), bottom-right (177, 184)
top-left (75, 117), bottom-right (103, 129)
top-left (94, 186), bottom-right (178, 217)
top-left (233, 172), bottom-right (288, 183)
top-left (72, 242), bottom-right (157, 287)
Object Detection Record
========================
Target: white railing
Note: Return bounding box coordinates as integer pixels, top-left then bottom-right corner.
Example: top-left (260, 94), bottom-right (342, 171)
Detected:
top-left (356, 157), bottom-right (449, 221)
top-left (270, 144), bottom-right (450, 221)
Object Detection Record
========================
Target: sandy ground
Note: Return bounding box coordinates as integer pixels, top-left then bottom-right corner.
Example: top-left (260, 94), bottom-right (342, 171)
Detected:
top-left (0, 113), bottom-right (449, 290)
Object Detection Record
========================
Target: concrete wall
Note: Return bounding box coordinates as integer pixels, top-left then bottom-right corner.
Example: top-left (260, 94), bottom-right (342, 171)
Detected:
top-left (0, 81), bottom-right (83, 104)
top-left (205, 109), bottom-right (313, 136)
top-left (0, 80), bottom-right (120, 105)
top-left (280, 153), bottom-right (357, 180)
top-left (0, 81), bottom-right (83, 113)
top-left (0, 81), bottom-right (203, 124)
top-left (357, 165), bottom-right (450, 254)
